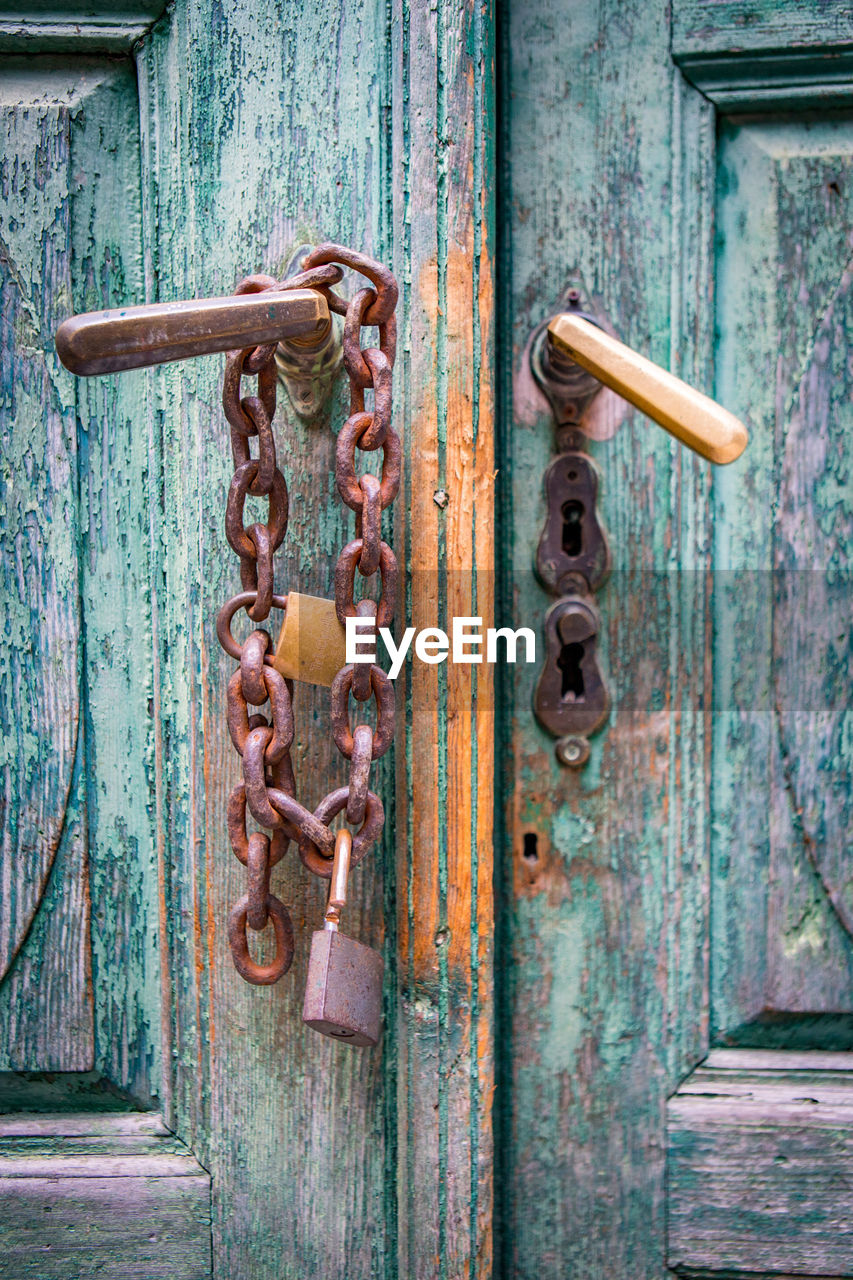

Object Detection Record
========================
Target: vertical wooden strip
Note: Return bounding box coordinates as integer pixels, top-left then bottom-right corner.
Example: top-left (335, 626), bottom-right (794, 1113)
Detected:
top-left (392, 2), bottom-right (496, 1274)
top-left (137, 2), bottom-right (395, 1275)
top-left (71, 63), bottom-right (163, 1105)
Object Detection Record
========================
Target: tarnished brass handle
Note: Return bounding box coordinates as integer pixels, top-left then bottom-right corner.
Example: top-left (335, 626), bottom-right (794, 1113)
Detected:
top-left (548, 313), bottom-right (748, 464)
top-left (55, 288), bottom-right (329, 376)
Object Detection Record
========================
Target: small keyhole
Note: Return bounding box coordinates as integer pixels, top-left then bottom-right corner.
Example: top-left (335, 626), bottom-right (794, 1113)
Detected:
top-left (558, 641), bottom-right (585, 701)
top-left (523, 832), bottom-right (539, 863)
top-left (561, 500), bottom-right (584, 557)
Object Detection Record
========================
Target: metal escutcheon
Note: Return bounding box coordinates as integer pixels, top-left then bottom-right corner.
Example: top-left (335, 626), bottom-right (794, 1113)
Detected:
top-left (535, 450), bottom-right (611, 594)
top-left (533, 594), bottom-right (610, 749)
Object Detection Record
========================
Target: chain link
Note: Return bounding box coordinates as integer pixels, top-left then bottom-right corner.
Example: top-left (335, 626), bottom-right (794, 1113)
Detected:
top-left (215, 246), bottom-right (400, 984)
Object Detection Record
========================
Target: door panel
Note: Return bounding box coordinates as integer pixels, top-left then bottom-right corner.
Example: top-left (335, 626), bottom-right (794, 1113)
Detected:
top-left (712, 115), bottom-right (853, 1036)
top-left (667, 1049), bottom-right (853, 1276)
top-left (0, 66), bottom-right (90, 1068)
top-left (0, 59), bottom-right (159, 1089)
top-left (500, 1), bottom-right (853, 1277)
top-left (2, 3), bottom-right (497, 1276)
top-left (499, 2), bottom-right (712, 1274)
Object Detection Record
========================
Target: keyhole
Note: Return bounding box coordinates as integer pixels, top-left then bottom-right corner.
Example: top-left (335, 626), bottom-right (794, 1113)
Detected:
top-left (558, 641), bottom-right (585, 701)
top-left (561, 500), bottom-right (584, 557)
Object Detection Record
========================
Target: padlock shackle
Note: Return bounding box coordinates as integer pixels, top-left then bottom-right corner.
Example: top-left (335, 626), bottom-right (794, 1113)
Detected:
top-left (324, 829), bottom-right (353, 931)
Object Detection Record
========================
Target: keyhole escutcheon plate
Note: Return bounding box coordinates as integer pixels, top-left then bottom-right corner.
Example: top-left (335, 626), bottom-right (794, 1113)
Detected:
top-left (536, 451), bottom-right (610, 594)
top-left (533, 595), bottom-right (610, 741)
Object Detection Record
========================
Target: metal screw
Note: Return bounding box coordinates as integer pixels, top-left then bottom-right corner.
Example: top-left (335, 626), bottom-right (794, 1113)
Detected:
top-left (555, 735), bottom-right (590, 768)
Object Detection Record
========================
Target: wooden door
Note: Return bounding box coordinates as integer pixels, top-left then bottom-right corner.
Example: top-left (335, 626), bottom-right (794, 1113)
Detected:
top-left (2, 1), bottom-right (851, 1278)
top-left (501, 1), bottom-right (853, 1277)
top-left (0, 3), bottom-right (494, 1278)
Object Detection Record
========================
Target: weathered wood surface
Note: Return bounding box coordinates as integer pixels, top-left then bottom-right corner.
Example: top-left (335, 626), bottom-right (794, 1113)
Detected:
top-left (0, 2), bottom-right (168, 53)
top-left (672, 0), bottom-right (853, 109)
top-left (0, 1113), bottom-right (210, 1280)
top-left (502, 5), bottom-right (852, 1275)
top-left (711, 117), bottom-right (853, 1036)
top-left (4, 2), bottom-right (496, 1274)
top-left (390, 1), bottom-right (496, 1275)
top-left (0, 1111), bottom-right (169, 1137)
top-left (135, 3), bottom-right (395, 1276)
top-left (667, 1051), bottom-right (853, 1276)
top-left (0, 63), bottom-right (91, 1070)
top-left (500, 2), bottom-right (713, 1275)
top-left (0, 59), bottom-right (162, 1095)
top-left (71, 61), bottom-right (163, 1107)
top-left (673, 0), bottom-right (853, 57)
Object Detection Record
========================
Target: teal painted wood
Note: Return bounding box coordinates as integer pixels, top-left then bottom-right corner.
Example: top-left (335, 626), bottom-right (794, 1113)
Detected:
top-left (667, 1051), bottom-right (853, 1274)
top-left (673, 0), bottom-right (853, 58)
top-left (0, 1112), bottom-right (210, 1279)
top-left (0, 4), bottom-right (168, 54)
top-left (70, 61), bottom-right (163, 1105)
top-left (0, 59), bottom-right (162, 1096)
top-left (499, 2), bottom-right (713, 1275)
top-left (134, 3), bottom-right (395, 1276)
top-left (711, 117), bottom-right (853, 1035)
top-left (0, 63), bottom-right (92, 1069)
top-left (3, 2), bottom-right (496, 1274)
top-left (673, 0), bottom-right (853, 110)
top-left (500, 4), bottom-right (853, 1277)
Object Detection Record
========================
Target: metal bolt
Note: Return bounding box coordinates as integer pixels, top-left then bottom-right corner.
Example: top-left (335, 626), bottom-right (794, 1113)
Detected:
top-left (433, 489), bottom-right (449, 510)
top-left (555, 735), bottom-right (590, 768)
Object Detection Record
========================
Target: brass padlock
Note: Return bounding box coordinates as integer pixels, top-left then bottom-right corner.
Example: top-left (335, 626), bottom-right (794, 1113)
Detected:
top-left (273, 591), bottom-right (348, 686)
top-left (303, 829), bottom-right (383, 1047)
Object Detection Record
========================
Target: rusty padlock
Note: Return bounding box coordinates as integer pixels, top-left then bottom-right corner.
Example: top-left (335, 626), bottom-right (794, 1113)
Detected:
top-left (303, 829), bottom-right (383, 1047)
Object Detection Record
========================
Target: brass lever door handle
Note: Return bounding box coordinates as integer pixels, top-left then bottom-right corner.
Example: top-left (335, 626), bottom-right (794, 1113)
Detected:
top-left (55, 288), bottom-right (329, 375)
top-left (548, 313), bottom-right (748, 464)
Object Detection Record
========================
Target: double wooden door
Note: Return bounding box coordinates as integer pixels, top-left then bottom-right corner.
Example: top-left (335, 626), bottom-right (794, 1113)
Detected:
top-left (1, 1), bottom-right (851, 1277)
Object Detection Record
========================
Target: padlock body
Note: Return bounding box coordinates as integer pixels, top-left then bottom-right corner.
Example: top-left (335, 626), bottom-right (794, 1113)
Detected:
top-left (273, 591), bottom-right (347, 686)
top-left (302, 929), bottom-right (383, 1047)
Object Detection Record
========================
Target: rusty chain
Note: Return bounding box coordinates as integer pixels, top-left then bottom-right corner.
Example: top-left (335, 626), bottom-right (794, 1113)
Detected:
top-left (216, 245), bottom-right (399, 984)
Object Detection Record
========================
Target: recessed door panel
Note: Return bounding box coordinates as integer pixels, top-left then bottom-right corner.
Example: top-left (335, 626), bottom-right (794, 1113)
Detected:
top-left (712, 116), bottom-right (853, 1039)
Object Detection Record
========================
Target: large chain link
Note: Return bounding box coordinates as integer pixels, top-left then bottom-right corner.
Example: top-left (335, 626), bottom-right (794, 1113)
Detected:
top-left (215, 245), bottom-right (400, 984)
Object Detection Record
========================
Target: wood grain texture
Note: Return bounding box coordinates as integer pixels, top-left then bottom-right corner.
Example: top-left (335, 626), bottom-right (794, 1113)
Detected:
top-left (0, 57), bottom-right (162, 1090)
top-left (711, 118), bottom-right (853, 1035)
top-left (499, 4), bottom-right (713, 1275)
top-left (0, 1112), bottom-right (210, 1280)
top-left (0, 63), bottom-right (92, 1070)
top-left (5, 3), bottom-right (496, 1272)
top-left (667, 1052), bottom-right (853, 1276)
top-left (672, 0), bottom-right (853, 109)
top-left (673, 0), bottom-right (853, 57)
top-left (70, 60), bottom-right (163, 1107)
top-left (135, 3), bottom-right (395, 1276)
top-left (391, 1), bottom-right (496, 1275)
